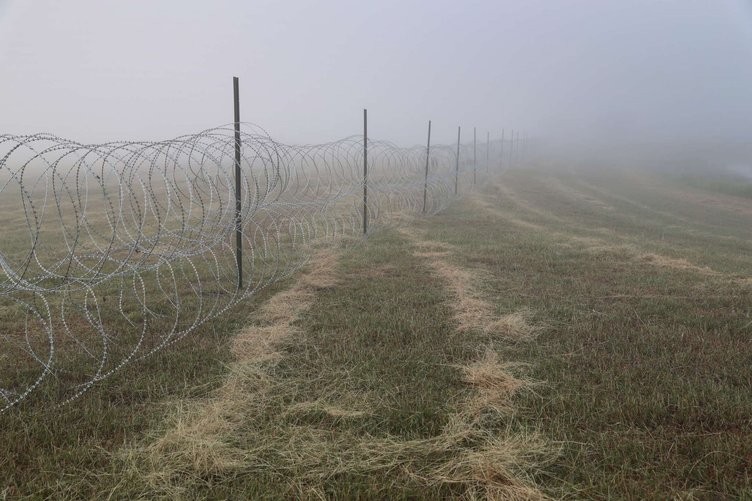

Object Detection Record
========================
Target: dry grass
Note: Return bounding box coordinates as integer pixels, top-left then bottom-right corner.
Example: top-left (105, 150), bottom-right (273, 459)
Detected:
top-left (470, 197), bottom-right (547, 232)
top-left (285, 400), bottom-right (368, 419)
top-left (121, 249), bottom-right (341, 493)
top-left (636, 252), bottom-right (719, 275)
top-left (458, 349), bottom-right (534, 417)
top-left (449, 170), bottom-right (752, 498)
top-left (486, 311), bottom-right (539, 339)
top-left (479, 175), bottom-right (741, 281)
top-left (116, 230), bottom-right (551, 499)
top-left (356, 263), bottom-right (398, 278)
top-left (542, 177), bottom-right (616, 212)
top-left (11, 167), bottom-right (752, 499)
top-left (231, 249), bottom-right (339, 360)
top-left (418, 258), bottom-right (486, 333)
top-left (580, 242), bottom-right (722, 276)
top-left (124, 359), bottom-right (549, 500)
top-left (427, 430), bottom-right (550, 501)
top-left (400, 227), bottom-right (539, 341)
top-left (474, 189), bottom-right (728, 279)
top-left (393, 227), bottom-right (550, 498)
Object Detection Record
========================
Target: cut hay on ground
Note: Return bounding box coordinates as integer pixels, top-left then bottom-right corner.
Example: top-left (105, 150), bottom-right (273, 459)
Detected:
top-left (119, 236), bottom-right (551, 499)
top-left (400, 227), bottom-right (539, 341)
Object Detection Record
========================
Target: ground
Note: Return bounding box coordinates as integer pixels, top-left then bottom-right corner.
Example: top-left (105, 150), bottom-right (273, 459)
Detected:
top-left (1, 167), bottom-right (751, 499)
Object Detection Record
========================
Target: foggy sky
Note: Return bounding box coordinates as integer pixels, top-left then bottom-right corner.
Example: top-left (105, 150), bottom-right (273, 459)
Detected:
top-left (1, 0), bottom-right (752, 147)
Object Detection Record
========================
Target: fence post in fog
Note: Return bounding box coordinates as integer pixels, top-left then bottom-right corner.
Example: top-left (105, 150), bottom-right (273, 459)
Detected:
top-left (455, 126), bottom-right (461, 195)
top-left (516, 131), bottom-right (521, 167)
top-left (509, 128), bottom-right (514, 168)
top-left (423, 120), bottom-right (431, 213)
top-left (363, 108), bottom-right (368, 235)
top-left (233, 76), bottom-right (243, 290)
top-left (500, 129), bottom-right (505, 169)
top-left (473, 127), bottom-right (477, 185)
top-left (486, 131), bottom-right (490, 173)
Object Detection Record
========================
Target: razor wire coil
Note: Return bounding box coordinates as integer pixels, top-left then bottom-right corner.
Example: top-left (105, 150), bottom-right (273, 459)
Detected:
top-left (0, 123), bottom-right (499, 411)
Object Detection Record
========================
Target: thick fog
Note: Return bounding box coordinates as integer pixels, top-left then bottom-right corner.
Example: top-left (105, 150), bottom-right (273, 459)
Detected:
top-left (1, 0), bottom-right (751, 161)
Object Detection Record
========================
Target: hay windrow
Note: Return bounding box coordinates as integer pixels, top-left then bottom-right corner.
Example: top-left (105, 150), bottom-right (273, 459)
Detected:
top-left (120, 249), bottom-right (342, 493)
top-left (395, 227), bottom-right (551, 498)
top-left (400, 226), bottom-right (539, 340)
top-left (119, 234), bottom-right (551, 499)
top-left (637, 252), bottom-right (718, 275)
top-left (475, 185), bottom-right (730, 280)
top-left (457, 350), bottom-right (535, 417)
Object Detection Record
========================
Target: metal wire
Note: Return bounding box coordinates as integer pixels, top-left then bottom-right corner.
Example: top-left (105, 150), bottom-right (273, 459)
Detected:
top-left (0, 123), bottom-right (489, 411)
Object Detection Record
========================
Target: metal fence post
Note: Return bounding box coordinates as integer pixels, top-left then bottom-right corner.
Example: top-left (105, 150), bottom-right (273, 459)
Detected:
top-left (363, 108), bottom-right (368, 235)
top-left (500, 128), bottom-right (505, 170)
top-left (233, 76), bottom-right (243, 290)
top-left (509, 128), bottom-right (514, 168)
top-left (486, 131), bottom-right (490, 173)
top-left (423, 120), bottom-right (431, 213)
top-left (455, 126), bottom-right (461, 195)
top-left (516, 130), bottom-right (520, 167)
top-left (473, 126), bottom-right (477, 185)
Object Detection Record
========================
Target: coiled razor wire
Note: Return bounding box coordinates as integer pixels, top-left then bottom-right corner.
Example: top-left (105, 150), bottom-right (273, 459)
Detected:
top-left (0, 124), bottom-right (499, 411)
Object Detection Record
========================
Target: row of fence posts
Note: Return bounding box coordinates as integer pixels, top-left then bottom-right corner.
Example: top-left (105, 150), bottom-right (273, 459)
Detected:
top-left (232, 77), bottom-right (527, 290)
top-left (361, 116), bottom-right (527, 230)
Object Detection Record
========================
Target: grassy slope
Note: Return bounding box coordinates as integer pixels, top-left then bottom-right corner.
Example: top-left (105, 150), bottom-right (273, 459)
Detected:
top-left (104, 231), bottom-right (545, 499)
top-left (2, 167), bottom-right (751, 499)
top-left (679, 173), bottom-right (752, 201)
top-left (0, 280), bottom-right (291, 499)
top-left (422, 169), bottom-right (750, 499)
top-left (166, 232), bottom-right (471, 498)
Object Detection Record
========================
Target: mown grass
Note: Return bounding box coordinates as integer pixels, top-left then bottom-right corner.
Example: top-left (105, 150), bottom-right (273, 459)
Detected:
top-left (416, 168), bottom-right (752, 499)
top-left (678, 172), bottom-right (752, 201)
top-left (100, 231), bottom-right (544, 499)
top-left (3, 166), bottom-right (751, 499)
top-left (0, 278), bottom-right (291, 499)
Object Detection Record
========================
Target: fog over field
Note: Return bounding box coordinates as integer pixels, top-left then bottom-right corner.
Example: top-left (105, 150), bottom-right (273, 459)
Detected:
top-left (5, 2), bottom-right (752, 499)
top-left (1, 0), bottom-right (752, 162)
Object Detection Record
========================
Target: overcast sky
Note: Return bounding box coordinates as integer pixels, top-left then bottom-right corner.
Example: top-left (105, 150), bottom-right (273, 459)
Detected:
top-left (1, 0), bottom-right (751, 147)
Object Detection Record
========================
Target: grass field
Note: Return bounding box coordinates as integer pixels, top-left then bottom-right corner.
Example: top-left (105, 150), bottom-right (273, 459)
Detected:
top-left (2, 166), bottom-right (751, 499)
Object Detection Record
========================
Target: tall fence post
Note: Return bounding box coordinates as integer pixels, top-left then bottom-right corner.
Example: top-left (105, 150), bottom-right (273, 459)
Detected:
top-left (455, 126), bottom-right (461, 195)
top-left (486, 131), bottom-right (490, 173)
top-left (500, 129), bottom-right (505, 169)
top-left (473, 126), bottom-right (477, 185)
top-left (423, 119), bottom-right (431, 213)
top-left (509, 128), bottom-right (514, 168)
top-left (363, 108), bottom-right (368, 235)
top-left (233, 76), bottom-right (243, 290)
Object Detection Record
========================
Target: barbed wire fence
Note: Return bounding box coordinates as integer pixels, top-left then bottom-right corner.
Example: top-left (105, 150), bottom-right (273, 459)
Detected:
top-left (0, 82), bottom-right (524, 412)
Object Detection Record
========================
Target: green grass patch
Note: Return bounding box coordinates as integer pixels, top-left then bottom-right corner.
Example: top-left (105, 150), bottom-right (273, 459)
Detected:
top-left (415, 172), bottom-right (752, 499)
